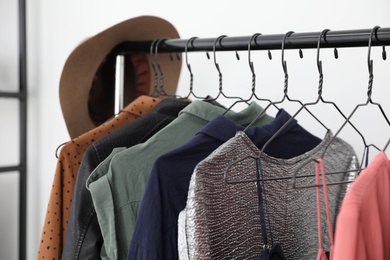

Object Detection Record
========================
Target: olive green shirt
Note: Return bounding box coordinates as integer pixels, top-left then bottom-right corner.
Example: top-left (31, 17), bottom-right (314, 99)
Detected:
top-left (86, 100), bottom-right (273, 260)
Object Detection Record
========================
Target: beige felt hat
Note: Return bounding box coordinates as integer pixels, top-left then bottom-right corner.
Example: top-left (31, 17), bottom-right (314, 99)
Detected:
top-left (59, 15), bottom-right (181, 138)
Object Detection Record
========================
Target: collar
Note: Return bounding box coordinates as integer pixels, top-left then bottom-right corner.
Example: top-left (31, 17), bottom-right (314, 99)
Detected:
top-left (179, 100), bottom-right (273, 125)
top-left (199, 109), bottom-right (298, 145)
top-left (150, 98), bottom-right (191, 116)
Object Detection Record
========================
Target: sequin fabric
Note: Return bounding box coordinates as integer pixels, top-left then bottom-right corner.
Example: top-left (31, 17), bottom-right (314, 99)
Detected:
top-left (179, 131), bottom-right (358, 260)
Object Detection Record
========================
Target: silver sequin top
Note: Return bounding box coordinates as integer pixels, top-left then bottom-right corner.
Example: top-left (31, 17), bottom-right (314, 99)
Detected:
top-left (178, 130), bottom-right (358, 260)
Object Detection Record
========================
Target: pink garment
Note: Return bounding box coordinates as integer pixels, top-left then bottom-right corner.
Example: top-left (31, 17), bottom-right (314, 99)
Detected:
top-left (333, 151), bottom-right (390, 260)
top-left (315, 159), bottom-right (334, 260)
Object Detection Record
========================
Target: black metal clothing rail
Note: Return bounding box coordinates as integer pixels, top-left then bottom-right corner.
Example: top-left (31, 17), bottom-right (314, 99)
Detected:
top-left (114, 27), bottom-right (390, 54)
top-left (0, 0), bottom-right (27, 259)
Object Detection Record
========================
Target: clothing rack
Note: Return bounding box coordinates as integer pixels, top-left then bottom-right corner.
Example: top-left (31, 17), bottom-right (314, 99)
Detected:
top-left (112, 27), bottom-right (390, 112)
top-left (118, 27), bottom-right (390, 260)
top-left (114, 27), bottom-right (390, 54)
top-left (0, 0), bottom-right (27, 259)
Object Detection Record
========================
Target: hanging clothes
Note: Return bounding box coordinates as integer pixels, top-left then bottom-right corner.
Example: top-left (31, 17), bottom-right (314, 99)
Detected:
top-left (333, 151), bottom-right (390, 260)
top-left (43, 26), bottom-right (390, 260)
top-left (314, 159), bottom-right (334, 260)
top-left (62, 98), bottom-right (190, 260)
top-left (129, 109), bottom-right (321, 260)
top-left (175, 130), bottom-right (357, 260)
top-left (85, 101), bottom-right (273, 260)
top-left (37, 95), bottom-right (160, 260)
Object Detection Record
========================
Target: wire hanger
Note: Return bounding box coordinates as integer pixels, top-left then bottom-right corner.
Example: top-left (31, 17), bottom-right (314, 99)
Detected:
top-left (222, 30), bottom-right (358, 185)
top-left (314, 29), bottom-right (367, 151)
top-left (243, 31), bottom-right (327, 131)
top-left (149, 38), bottom-right (181, 98)
top-left (290, 156), bottom-right (361, 189)
top-left (320, 26), bottom-right (388, 161)
top-left (206, 35), bottom-right (247, 104)
top-left (183, 36), bottom-right (210, 100)
top-left (150, 38), bottom-right (164, 97)
top-left (223, 31), bottom-right (329, 185)
top-left (222, 33), bottom-right (279, 116)
top-left (290, 26), bottom-right (390, 189)
top-left (257, 29), bottom-right (372, 167)
top-left (155, 38), bottom-right (182, 98)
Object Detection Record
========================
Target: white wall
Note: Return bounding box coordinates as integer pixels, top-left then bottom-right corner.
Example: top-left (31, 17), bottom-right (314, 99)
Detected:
top-left (1, 0), bottom-right (388, 259)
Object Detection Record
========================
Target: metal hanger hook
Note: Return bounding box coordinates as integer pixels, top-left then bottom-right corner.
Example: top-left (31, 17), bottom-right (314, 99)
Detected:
top-left (154, 38), bottom-right (168, 71)
top-left (213, 35), bottom-right (228, 91)
top-left (367, 26), bottom-right (380, 100)
top-left (248, 33), bottom-right (261, 93)
top-left (317, 29), bottom-right (330, 75)
top-left (154, 38), bottom-right (168, 63)
top-left (185, 36), bottom-right (198, 91)
top-left (149, 38), bottom-right (158, 60)
top-left (282, 31), bottom-right (294, 75)
top-left (213, 35), bottom-right (228, 75)
top-left (154, 38), bottom-right (168, 93)
top-left (316, 29), bottom-right (330, 97)
top-left (248, 33), bottom-right (261, 75)
top-left (281, 31), bottom-right (294, 74)
top-left (149, 38), bottom-right (161, 95)
top-left (281, 31), bottom-right (294, 93)
top-left (185, 36), bottom-right (198, 76)
top-left (150, 38), bottom-right (164, 69)
top-left (367, 26), bottom-right (380, 75)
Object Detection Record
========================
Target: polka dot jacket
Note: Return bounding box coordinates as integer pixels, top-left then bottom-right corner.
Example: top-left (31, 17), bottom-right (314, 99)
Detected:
top-left (37, 96), bottom-right (161, 260)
